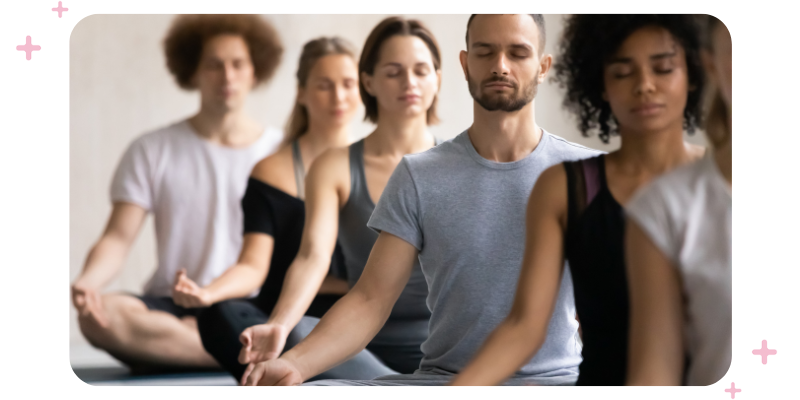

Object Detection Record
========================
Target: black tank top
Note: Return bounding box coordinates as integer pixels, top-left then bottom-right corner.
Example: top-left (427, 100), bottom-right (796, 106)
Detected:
top-left (563, 154), bottom-right (629, 386)
top-left (241, 141), bottom-right (345, 317)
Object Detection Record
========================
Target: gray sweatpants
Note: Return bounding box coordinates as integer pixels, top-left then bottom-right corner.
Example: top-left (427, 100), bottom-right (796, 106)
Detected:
top-left (294, 317), bottom-right (398, 381)
top-left (305, 368), bottom-right (579, 386)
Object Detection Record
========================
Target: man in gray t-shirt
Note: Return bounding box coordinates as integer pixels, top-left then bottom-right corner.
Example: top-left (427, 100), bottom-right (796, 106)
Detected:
top-left (365, 129), bottom-right (596, 382)
top-left (241, 14), bottom-right (600, 386)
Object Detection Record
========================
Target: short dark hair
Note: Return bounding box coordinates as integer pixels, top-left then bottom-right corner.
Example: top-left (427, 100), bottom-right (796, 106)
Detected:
top-left (359, 16), bottom-right (441, 125)
top-left (554, 14), bottom-right (705, 144)
top-left (466, 14), bottom-right (546, 53)
top-left (163, 14), bottom-right (283, 90)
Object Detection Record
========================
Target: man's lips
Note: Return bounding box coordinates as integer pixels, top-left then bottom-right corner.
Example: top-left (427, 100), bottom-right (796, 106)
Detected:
top-left (485, 82), bottom-right (514, 88)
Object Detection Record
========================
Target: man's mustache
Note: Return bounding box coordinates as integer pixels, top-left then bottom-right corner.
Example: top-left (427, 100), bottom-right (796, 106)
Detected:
top-left (481, 76), bottom-right (518, 88)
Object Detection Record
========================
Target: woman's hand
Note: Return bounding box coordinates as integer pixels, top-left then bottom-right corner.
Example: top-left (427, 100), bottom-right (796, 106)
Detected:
top-left (241, 358), bottom-right (303, 386)
top-left (172, 269), bottom-right (214, 308)
top-left (238, 323), bottom-right (291, 364)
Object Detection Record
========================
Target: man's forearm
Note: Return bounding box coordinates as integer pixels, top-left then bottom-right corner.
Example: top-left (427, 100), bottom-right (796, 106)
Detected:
top-left (281, 287), bottom-right (394, 381)
top-left (75, 236), bottom-right (130, 289)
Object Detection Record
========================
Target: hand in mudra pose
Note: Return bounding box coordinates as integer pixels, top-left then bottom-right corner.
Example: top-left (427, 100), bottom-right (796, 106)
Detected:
top-left (238, 323), bottom-right (291, 365)
top-left (172, 269), bottom-right (213, 308)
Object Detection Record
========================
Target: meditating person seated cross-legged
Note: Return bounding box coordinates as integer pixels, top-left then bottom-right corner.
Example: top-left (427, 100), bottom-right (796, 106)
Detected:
top-left (231, 17), bottom-right (445, 384)
top-left (71, 14), bottom-right (284, 372)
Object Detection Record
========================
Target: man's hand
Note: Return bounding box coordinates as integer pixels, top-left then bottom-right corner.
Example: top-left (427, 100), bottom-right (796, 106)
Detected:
top-left (172, 269), bottom-right (213, 308)
top-left (241, 358), bottom-right (303, 386)
top-left (238, 323), bottom-right (290, 364)
top-left (71, 283), bottom-right (109, 328)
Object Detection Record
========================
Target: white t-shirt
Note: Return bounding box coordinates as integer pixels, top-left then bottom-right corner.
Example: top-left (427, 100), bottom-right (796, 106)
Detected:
top-left (110, 119), bottom-right (282, 297)
top-left (626, 154), bottom-right (732, 386)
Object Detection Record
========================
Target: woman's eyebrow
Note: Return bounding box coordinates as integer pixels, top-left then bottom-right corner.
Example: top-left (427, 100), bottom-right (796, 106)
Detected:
top-left (607, 51), bottom-right (677, 65)
top-left (607, 56), bottom-right (632, 65)
top-left (650, 51), bottom-right (677, 60)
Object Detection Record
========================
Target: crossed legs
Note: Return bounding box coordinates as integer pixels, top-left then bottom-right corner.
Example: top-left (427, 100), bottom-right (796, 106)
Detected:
top-left (77, 293), bottom-right (218, 370)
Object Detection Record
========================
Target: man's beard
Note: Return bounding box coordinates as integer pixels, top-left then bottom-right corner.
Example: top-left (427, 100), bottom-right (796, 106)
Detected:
top-left (467, 70), bottom-right (538, 112)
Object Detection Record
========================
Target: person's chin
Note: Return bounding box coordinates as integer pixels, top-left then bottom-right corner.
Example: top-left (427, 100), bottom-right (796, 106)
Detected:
top-left (222, 98), bottom-right (244, 110)
top-left (482, 92), bottom-right (514, 102)
top-left (402, 105), bottom-right (427, 117)
top-left (325, 117), bottom-right (349, 129)
top-left (626, 119), bottom-right (672, 135)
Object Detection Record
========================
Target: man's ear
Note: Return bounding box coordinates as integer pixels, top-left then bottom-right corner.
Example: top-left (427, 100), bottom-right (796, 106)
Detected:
top-left (459, 50), bottom-right (469, 81)
top-left (538, 53), bottom-right (553, 84)
top-left (360, 71), bottom-right (375, 96)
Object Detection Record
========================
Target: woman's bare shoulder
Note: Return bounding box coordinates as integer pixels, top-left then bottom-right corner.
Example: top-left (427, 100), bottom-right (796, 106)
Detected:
top-left (250, 145), bottom-right (296, 195)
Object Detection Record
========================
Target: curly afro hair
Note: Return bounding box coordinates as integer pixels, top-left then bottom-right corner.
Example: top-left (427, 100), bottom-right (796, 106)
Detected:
top-left (163, 14), bottom-right (283, 90)
top-left (554, 15), bottom-right (705, 144)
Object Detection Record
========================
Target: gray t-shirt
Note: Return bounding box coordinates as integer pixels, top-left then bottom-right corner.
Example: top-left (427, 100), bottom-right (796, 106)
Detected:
top-left (367, 130), bottom-right (600, 377)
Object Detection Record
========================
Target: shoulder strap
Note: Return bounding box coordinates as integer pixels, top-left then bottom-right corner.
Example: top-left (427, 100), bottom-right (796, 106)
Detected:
top-left (582, 155), bottom-right (602, 205)
top-left (292, 139), bottom-right (305, 199)
top-left (348, 139), bottom-right (366, 202)
top-left (564, 155), bottom-right (604, 226)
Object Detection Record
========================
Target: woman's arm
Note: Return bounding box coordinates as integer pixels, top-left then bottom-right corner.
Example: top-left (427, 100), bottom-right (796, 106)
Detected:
top-left (238, 149), bottom-right (350, 364)
top-left (318, 276), bottom-right (349, 294)
top-left (268, 149), bottom-right (347, 328)
top-left (173, 232), bottom-right (275, 307)
top-left (242, 232), bottom-right (419, 385)
top-left (450, 165), bottom-right (570, 386)
top-left (625, 219), bottom-right (685, 385)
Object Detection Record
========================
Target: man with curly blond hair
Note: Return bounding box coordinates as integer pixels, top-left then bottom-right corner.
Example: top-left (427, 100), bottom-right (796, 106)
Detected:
top-left (71, 14), bottom-right (284, 371)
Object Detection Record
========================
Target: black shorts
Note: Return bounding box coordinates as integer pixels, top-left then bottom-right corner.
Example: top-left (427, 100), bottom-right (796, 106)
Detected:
top-left (133, 294), bottom-right (204, 318)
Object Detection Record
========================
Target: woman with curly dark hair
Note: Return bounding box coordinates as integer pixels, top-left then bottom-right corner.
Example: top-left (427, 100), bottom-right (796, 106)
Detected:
top-left (451, 14), bottom-right (706, 386)
top-left (71, 14), bottom-right (285, 371)
top-left (626, 16), bottom-right (732, 386)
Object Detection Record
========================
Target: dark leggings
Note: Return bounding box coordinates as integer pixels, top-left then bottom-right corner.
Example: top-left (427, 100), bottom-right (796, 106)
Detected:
top-left (196, 298), bottom-right (407, 382)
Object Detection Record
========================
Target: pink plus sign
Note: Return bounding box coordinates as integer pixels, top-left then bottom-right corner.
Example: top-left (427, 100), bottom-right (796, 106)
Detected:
top-left (752, 339), bottom-right (777, 364)
top-left (52, 2), bottom-right (68, 18)
top-left (725, 382), bottom-right (741, 399)
top-left (16, 36), bottom-right (41, 61)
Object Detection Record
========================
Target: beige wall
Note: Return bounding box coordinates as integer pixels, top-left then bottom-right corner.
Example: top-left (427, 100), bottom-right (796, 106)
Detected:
top-left (69, 14), bottom-right (704, 345)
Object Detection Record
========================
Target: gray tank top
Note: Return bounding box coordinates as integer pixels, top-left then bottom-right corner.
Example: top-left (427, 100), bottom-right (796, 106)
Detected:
top-left (338, 139), bottom-right (433, 335)
top-left (292, 139), bottom-right (305, 199)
